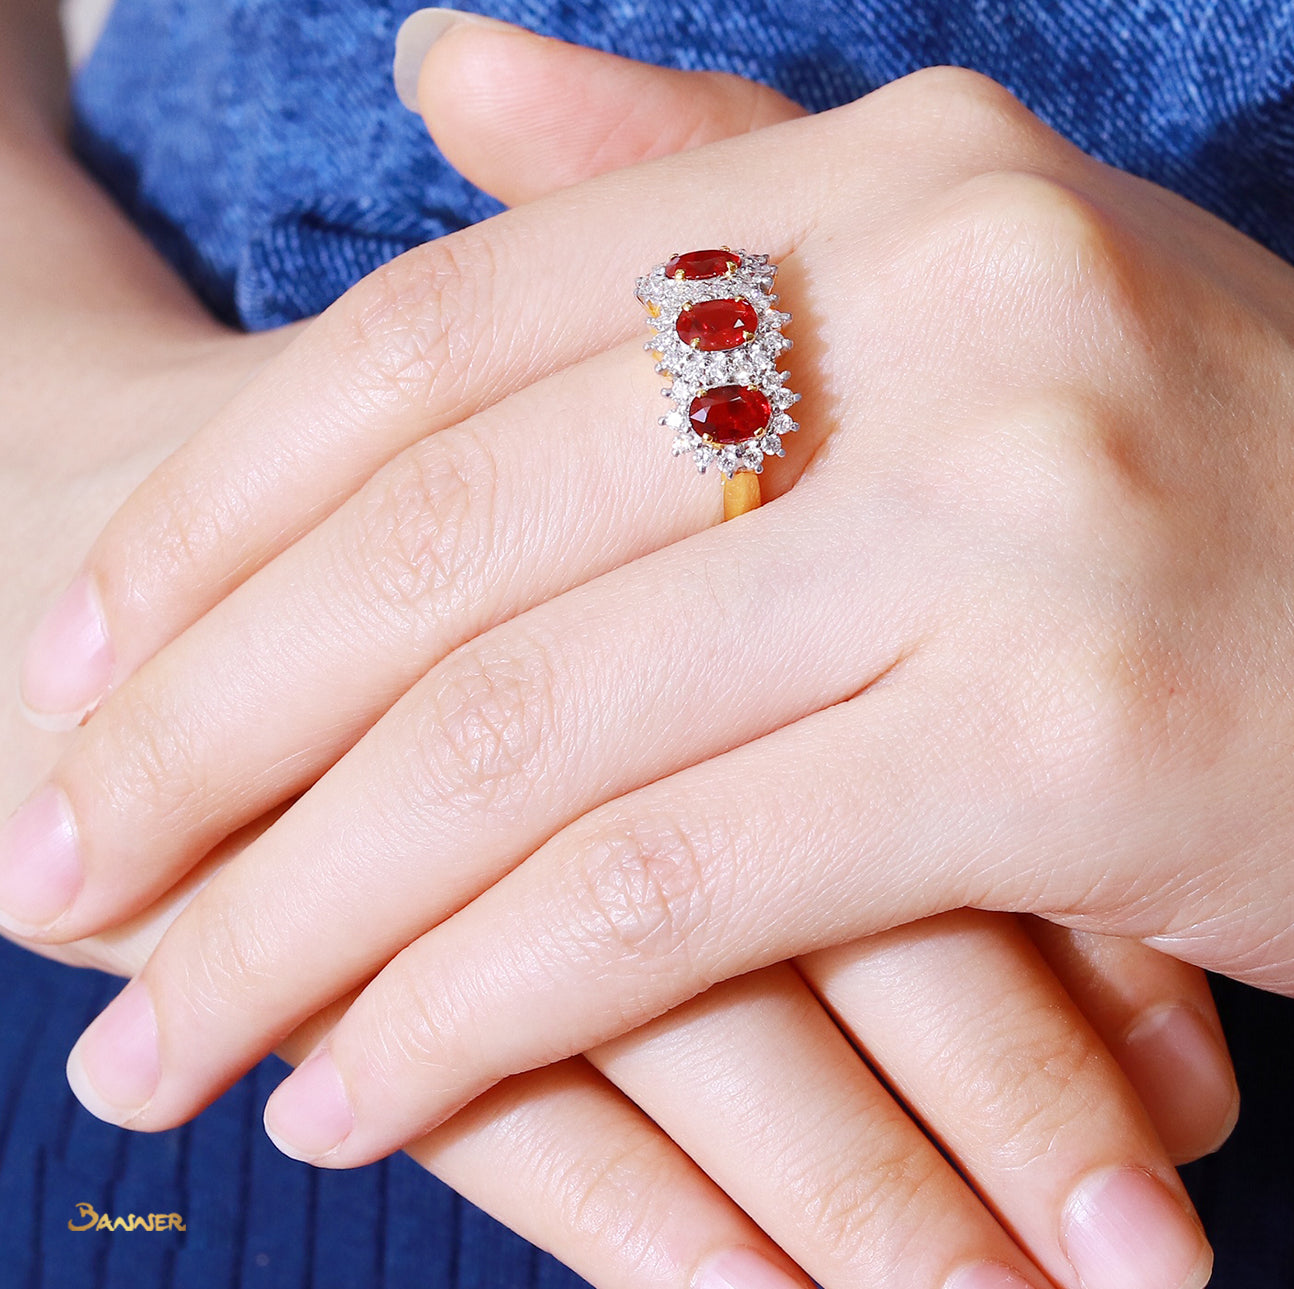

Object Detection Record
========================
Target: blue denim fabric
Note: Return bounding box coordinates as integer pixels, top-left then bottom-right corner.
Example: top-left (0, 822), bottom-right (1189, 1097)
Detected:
top-left (4, 4), bottom-right (1294, 1289)
top-left (71, 0), bottom-right (1294, 330)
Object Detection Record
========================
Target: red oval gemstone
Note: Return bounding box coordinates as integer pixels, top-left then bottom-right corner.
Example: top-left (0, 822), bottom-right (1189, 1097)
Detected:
top-left (675, 298), bottom-right (758, 351)
top-left (688, 385), bottom-right (772, 444)
top-left (664, 248), bottom-right (742, 280)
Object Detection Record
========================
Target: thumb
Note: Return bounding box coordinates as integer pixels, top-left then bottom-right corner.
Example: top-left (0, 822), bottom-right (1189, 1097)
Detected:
top-left (393, 7), bottom-right (808, 206)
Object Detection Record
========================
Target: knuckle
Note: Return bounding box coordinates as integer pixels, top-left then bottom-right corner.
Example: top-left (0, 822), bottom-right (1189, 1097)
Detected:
top-left (110, 468), bottom-right (254, 617)
top-left (73, 685), bottom-right (208, 842)
top-left (916, 968), bottom-right (1118, 1169)
top-left (344, 428), bottom-right (498, 642)
top-left (551, 1131), bottom-right (675, 1264)
top-left (897, 65), bottom-right (1025, 120)
top-left (714, 70), bottom-right (793, 135)
top-left (979, 389), bottom-right (1155, 537)
top-left (791, 1123), bottom-right (944, 1265)
top-left (930, 170), bottom-right (1143, 344)
top-left (335, 231), bottom-right (501, 417)
top-left (172, 901), bottom-right (280, 1025)
top-left (406, 635), bottom-right (556, 822)
top-left (940, 1003), bottom-right (1111, 1170)
top-left (858, 66), bottom-right (1041, 160)
top-left (581, 97), bottom-right (671, 177)
top-left (566, 818), bottom-right (714, 968)
top-left (360, 960), bottom-right (479, 1087)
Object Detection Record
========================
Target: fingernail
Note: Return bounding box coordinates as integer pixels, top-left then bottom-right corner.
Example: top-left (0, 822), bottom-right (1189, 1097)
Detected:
top-left (946, 1263), bottom-right (1037, 1289)
top-left (694, 1247), bottom-right (808, 1289)
top-left (393, 6), bottom-right (523, 111)
top-left (263, 1048), bottom-right (354, 1162)
top-left (0, 783), bottom-right (82, 934)
top-left (66, 980), bottom-right (160, 1125)
top-left (1121, 1004), bottom-right (1239, 1161)
top-left (19, 572), bottom-right (114, 731)
top-left (1062, 1167), bottom-right (1212, 1289)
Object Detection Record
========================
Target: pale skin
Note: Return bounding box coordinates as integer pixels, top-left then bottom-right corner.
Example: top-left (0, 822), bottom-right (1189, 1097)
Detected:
top-left (0, 9), bottom-right (1256, 1289)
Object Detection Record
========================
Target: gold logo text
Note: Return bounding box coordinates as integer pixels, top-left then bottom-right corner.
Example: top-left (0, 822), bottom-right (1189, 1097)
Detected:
top-left (68, 1202), bottom-right (186, 1233)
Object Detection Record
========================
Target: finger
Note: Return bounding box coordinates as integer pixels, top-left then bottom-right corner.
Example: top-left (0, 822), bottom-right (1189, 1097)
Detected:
top-left (269, 951), bottom-right (829, 1289)
top-left (1026, 922), bottom-right (1239, 1163)
top-left (245, 657), bottom-right (1100, 1167)
top-left (408, 18), bottom-right (806, 205)
top-left (11, 336), bottom-right (746, 940)
top-left (39, 820), bottom-right (811, 1289)
top-left (591, 963), bottom-right (1057, 1289)
top-left (60, 457), bottom-right (945, 1135)
top-left (15, 69), bottom-right (1037, 726)
top-left (793, 915), bottom-right (1212, 1289)
top-left (7, 320), bottom-right (296, 740)
top-left (410, 1058), bottom-right (815, 1289)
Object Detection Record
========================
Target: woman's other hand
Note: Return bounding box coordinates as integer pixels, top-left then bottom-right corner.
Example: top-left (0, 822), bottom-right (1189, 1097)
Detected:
top-left (0, 0), bottom-right (293, 828)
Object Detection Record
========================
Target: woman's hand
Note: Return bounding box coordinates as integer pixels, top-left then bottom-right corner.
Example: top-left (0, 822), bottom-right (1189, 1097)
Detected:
top-left (5, 17), bottom-right (1247, 1278)
top-left (10, 37), bottom-right (1277, 1129)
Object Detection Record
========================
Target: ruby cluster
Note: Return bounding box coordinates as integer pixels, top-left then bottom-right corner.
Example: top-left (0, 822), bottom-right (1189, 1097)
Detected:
top-left (635, 244), bottom-right (798, 477)
top-left (664, 249), bottom-right (770, 445)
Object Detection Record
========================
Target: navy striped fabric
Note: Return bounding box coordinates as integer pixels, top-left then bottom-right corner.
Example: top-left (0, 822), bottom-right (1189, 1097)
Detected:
top-left (0, 938), bottom-right (591, 1288)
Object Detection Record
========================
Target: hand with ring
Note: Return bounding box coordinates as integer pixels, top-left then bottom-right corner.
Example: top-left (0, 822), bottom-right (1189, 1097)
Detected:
top-left (5, 17), bottom-right (1263, 1289)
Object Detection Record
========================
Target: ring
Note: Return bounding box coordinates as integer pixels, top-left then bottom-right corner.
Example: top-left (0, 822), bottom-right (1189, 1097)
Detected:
top-left (635, 248), bottom-right (800, 521)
